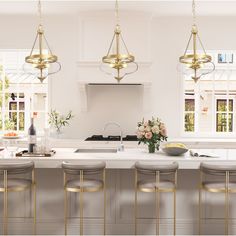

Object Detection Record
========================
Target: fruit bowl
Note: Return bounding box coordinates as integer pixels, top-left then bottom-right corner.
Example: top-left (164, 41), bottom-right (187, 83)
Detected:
top-left (3, 132), bottom-right (19, 139)
top-left (162, 143), bottom-right (188, 156)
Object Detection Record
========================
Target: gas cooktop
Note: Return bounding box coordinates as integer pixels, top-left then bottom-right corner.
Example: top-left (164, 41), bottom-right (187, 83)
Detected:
top-left (85, 135), bottom-right (138, 141)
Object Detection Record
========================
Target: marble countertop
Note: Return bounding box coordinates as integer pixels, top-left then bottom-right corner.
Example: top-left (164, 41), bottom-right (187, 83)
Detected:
top-left (0, 147), bottom-right (236, 169)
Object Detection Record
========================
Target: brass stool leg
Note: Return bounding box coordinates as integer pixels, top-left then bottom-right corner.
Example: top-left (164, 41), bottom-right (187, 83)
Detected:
top-left (103, 169), bottom-right (106, 235)
top-left (225, 171), bottom-right (229, 235)
top-left (155, 189), bottom-right (160, 235)
top-left (3, 170), bottom-right (8, 235)
top-left (155, 171), bottom-right (160, 236)
top-left (33, 184), bottom-right (37, 235)
top-left (64, 190), bottom-right (68, 235)
top-left (64, 173), bottom-right (68, 235)
top-left (174, 170), bottom-right (177, 236)
top-left (225, 189), bottom-right (229, 235)
top-left (134, 169), bottom-right (138, 235)
top-left (32, 170), bottom-right (36, 235)
top-left (199, 187), bottom-right (202, 236)
top-left (80, 170), bottom-right (84, 236)
top-left (173, 189), bottom-right (176, 236)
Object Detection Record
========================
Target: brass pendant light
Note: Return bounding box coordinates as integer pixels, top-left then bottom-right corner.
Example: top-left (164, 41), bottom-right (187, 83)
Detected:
top-left (23, 0), bottom-right (61, 83)
top-left (179, 0), bottom-right (215, 83)
top-left (101, 0), bottom-right (138, 83)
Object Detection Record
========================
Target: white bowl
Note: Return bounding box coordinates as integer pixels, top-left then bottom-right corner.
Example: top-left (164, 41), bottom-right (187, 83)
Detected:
top-left (162, 147), bottom-right (188, 156)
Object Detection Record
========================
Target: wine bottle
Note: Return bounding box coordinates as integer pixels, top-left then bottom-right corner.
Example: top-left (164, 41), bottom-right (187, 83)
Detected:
top-left (28, 117), bottom-right (36, 153)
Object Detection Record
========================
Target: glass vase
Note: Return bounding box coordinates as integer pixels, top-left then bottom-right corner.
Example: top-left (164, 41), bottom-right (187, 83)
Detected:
top-left (148, 143), bottom-right (156, 153)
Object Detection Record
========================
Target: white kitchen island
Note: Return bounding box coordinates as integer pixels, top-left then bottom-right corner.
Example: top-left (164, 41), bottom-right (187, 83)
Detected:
top-left (1, 147), bottom-right (236, 235)
top-left (0, 147), bottom-right (235, 169)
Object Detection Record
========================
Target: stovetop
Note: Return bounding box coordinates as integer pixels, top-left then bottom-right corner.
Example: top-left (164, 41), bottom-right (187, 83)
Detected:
top-left (85, 135), bottom-right (138, 141)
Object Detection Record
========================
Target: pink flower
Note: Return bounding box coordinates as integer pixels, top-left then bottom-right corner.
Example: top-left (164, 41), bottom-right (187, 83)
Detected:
top-left (160, 123), bottom-right (165, 129)
top-left (160, 127), bottom-right (167, 137)
top-left (145, 132), bottom-right (152, 140)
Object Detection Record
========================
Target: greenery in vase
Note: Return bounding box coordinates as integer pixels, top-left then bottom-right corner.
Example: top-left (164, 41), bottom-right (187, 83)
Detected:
top-left (136, 117), bottom-right (167, 151)
top-left (48, 109), bottom-right (74, 133)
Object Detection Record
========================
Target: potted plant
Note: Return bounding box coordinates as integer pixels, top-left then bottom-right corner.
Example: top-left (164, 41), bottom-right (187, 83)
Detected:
top-left (48, 109), bottom-right (74, 137)
top-left (136, 117), bottom-right (167, 153)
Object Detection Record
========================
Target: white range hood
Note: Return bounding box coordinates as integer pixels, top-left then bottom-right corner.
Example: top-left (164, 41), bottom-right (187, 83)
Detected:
top-left (77, 61), bottom-right (152, 112)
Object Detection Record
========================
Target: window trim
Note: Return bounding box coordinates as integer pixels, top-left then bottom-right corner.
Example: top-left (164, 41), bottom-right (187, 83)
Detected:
top-left (181, 50), bottom-right (236, 138)
top-left (214, 95), bottom-right (235, 133)
top-left (0, 49), bottom-right (49, 134)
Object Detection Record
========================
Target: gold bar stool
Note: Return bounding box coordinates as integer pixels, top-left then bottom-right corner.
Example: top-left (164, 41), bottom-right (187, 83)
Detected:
top-left (62, 161), bottom-right (106, 235)
top-left (199, 162), bottom-right (236, 235)
top-left (134, 162), bottom-right (178, 235)
top-left (0, 161), bottom-right (36, 235)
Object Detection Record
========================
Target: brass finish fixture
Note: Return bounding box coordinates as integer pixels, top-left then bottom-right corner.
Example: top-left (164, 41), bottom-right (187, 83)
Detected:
top-left (62, 162), bottom-right (106, 235)
top-left (134, 162), bottom-right (178, 235)
top-left (24, 0), bottom-right (61, 83)
top-left (101, 0), bottom-right (138, 82)
top-left (0, 162), bottom-right (36, 235)
top-left (199, 163), bottom-right (236, 235)
top-left (179, 0), bottom-right (215, 83)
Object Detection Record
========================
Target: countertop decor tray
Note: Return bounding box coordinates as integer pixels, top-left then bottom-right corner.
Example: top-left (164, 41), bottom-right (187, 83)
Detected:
top-left (16, 150), bottom-right (56, 157)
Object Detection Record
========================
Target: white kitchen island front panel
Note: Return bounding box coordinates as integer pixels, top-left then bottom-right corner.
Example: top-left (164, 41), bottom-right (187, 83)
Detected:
top-left (0, 148), bottom-right (236, 235)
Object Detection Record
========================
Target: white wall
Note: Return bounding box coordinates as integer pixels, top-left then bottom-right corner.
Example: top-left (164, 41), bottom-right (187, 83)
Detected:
top-left (0, 12), bottom-right (236, 139)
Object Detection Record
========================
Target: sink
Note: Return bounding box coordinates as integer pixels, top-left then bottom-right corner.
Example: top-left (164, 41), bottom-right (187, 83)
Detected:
top-left (85, 135), bottom-right (138, 141)
top-left (75, 148), bottom-right (117, 153)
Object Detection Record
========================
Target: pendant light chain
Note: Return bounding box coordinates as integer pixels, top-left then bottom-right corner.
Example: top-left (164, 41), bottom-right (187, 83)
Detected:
top-left (38, 0), bottom-right (42, 26)
top-left (192, 0), bottom-right (196, 25)
top-left (115, 0), bottom-right (120, 26)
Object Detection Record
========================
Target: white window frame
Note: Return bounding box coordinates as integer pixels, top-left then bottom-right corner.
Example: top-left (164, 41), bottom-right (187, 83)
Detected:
top-left (181, 50), bottom-right (236, 138)
top-left (0, 49), bottom-right (49, 134)
top-left (214, 95), bottom-right (235, 133)
top-left (184, 94), bottom-right (195, 133)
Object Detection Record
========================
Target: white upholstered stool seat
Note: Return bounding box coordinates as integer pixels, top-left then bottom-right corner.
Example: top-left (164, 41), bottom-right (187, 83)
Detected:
top-left (137, 179), bottom-right (175, 192)
top-left (0, 178), bottom-right (32, 192)
top-left (66, 179), bottom-right (104, 192)
top-left (202, 181), bottom-right (236, 193)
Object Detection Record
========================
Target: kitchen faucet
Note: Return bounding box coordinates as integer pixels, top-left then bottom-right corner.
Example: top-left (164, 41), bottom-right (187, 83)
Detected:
top-left (103, 122), bottom-right (124, 152)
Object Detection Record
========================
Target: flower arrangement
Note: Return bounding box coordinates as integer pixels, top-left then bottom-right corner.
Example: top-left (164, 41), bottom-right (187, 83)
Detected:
top-left (136, 117), bottom-right (167, 153)
top-left (48, 109), bottom-right (74, 134)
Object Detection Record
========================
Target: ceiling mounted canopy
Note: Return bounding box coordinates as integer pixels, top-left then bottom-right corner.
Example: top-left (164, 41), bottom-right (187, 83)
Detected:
top-left (23, 0), bottom-right (61, 83)
top-left (179, 0), bottom-right (215, 83)
top-left (100, 0), bottom-right (138, 83)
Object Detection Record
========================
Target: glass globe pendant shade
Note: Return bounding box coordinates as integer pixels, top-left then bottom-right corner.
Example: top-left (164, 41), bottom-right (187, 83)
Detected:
top-left (179, 60), bottom-right (215, 83)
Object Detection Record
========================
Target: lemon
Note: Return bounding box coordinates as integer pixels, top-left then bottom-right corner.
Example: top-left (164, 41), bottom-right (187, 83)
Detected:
top-left (165, 143), bottom-right (187, 149)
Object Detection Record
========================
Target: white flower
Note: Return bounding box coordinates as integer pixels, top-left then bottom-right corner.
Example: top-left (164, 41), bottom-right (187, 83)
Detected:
top-left (145, 126), bottom-right (151, 132)
top-left (138, 126), bottom-right (145, 132)
top-left (137, 131), bottom-right (143, 139)
top-left (152, 125), bottom-right (160, 134)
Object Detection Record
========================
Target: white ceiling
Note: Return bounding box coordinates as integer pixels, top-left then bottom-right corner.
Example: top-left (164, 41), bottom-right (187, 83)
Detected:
top-left (1, 0), bottom-right (236, 16)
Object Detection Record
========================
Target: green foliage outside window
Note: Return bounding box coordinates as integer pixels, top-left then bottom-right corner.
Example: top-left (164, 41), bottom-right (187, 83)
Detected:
top-left (0, 65), bottom-right (10, 107)
top-left (185, 98), bottom-right (195, 132)
top-left (216, 99), bottom-right (233, 132)
top-left (0, 117), bottom-right (15, 130)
